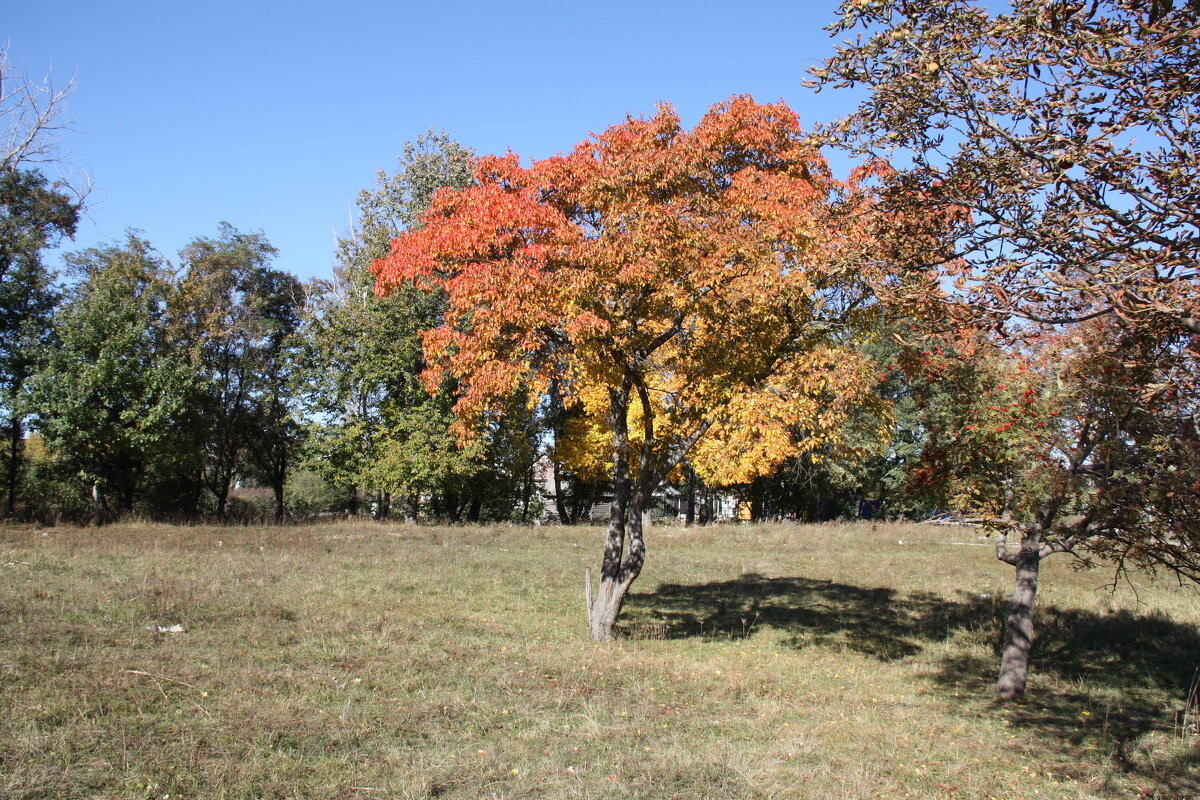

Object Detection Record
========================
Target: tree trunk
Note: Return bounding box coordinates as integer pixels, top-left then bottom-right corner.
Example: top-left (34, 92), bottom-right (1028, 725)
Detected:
top-left (589, 499), bottom-right (645, 642)
top-left (406, 491), bottom-right (419, 523)
top-left (685, 464), bottom-right (695, 526)
top-left (521, 465), bottom-right (532, 520)
top-left (215, 485), bottom-right (229, 519)
top-left (5, 415), bottom-right (21, 517)
top-left (549, 377), bottom-right (570, 524)
top-left (91, 482), bottom-right (103, 526)
top-left (588, 386), bottom-right (634, 642)
top-left (347, 486), bottom-right (358, 516)
top-left (996, 542), bottom-right (1042, 701)
top-left (273, 469), bottom-right (286, 524)
top-left (553, 459), bottom-right (569, 523)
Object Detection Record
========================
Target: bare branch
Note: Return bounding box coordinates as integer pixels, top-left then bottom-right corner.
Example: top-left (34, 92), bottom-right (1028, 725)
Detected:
top-left (1, 43), bottom-right (78, 170)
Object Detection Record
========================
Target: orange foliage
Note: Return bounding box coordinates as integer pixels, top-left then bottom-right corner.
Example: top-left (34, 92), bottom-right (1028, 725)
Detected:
top-left (374, 96), bottom-right (884, 486)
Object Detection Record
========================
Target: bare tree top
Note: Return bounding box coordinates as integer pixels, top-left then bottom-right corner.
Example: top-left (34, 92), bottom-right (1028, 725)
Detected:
top-left (1, 41), bottom-right (80, 174)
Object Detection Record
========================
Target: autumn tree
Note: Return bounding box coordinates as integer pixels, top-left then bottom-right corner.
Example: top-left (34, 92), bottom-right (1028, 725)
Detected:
top-left (376, 97), bottom-right (885, 640)
top-left (813, 0), bottom-right (1199, 333)
top-left (814, 0), bottom-right (1200, 699)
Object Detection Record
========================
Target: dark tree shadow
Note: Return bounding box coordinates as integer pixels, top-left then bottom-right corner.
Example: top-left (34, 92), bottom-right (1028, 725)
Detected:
top-left (626, 574), bottom-right (1200, 796)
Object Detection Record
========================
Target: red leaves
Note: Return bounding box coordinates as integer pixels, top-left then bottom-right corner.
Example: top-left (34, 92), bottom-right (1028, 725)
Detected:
top-left (370, 96), bottom-right (879, 480)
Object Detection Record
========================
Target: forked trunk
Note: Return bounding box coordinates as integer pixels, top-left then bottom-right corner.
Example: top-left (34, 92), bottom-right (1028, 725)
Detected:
top-left (587, 506), bottom-right (650, 641)
top-left (996, 543), bottom-right (1041, 701)
top-left (585, 378), bottom-right (704, 641)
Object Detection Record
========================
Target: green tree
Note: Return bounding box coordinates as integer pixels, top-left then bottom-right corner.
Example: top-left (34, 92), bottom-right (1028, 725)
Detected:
top-left (0, 168), bottom-right (77, 515)
top-left (0, 47), bottom-right (83, 516)
top-left (29, 233), bottom-right (186, 518)
top-left (174, 223), bottom-right (302, 520)
top-left (304, 130), bottom-right (487, 520)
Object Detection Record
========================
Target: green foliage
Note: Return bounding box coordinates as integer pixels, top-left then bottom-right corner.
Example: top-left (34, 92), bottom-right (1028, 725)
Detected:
top-left (0, 167), bottom-right (78, 283)
top-left (29, 233), bottom-right (190, 513)
top-left (304, 130), bottom-right (540, 521)
top-left (173, 223), bottom-right (304, 519)
top-left (282, 469), bottom-right (344, 518)
top-left (0, 167), bottom-right (77, 515)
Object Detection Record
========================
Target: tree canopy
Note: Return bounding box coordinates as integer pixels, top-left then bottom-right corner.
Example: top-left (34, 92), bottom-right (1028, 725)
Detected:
top-left (813, 0), bottom-right (1199, 334)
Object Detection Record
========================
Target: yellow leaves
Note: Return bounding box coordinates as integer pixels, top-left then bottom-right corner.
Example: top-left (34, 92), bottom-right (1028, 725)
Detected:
top-left (371, 95), bottom-right (887, 488)
top-left (689, 345), bottom-right (885, 486)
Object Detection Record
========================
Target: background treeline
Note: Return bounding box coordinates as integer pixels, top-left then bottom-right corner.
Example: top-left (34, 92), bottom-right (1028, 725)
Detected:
top-left (1, 130), bottom-right (935, 525)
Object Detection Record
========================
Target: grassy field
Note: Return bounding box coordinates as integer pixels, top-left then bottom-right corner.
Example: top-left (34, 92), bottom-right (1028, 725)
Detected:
top-left (1, 520), bottom-right (1197, 799)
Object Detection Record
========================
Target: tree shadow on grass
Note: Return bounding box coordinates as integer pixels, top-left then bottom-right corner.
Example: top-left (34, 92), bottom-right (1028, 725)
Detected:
top-left (625, 573), bottom-right (1200, 796)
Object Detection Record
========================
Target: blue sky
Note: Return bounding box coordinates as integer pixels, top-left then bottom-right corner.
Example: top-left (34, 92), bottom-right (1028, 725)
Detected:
top-left (8, 0), bottom-right (860, 280)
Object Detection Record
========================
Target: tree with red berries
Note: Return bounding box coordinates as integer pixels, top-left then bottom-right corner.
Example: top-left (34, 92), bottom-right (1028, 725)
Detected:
top-left (815, 0), bottom-right (1200, 700)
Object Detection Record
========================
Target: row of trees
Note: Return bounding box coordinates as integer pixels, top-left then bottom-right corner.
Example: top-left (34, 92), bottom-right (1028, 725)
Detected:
top-left (0, 105), bottom-right (916, 527)
top-left (0, 129), bottom-right (547, 523)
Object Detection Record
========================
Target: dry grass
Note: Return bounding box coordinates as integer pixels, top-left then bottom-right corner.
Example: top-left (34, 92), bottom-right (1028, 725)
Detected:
top-left (0, 519), bottom-right (1197, 799)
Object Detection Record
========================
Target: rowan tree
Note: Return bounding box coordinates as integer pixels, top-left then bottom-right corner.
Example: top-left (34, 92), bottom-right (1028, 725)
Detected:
top-left (814, 0), bottom-right (1200, 699)
top-left (897, 321), bottom-right (1199, 700)
top-left (375, 97), bottom-right (886, 640)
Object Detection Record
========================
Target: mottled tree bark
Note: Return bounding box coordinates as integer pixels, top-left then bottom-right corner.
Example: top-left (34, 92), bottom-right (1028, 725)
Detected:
top-left (589, 385), bottom-right (633, 642)
top-left (995, 529), bottom-right (1042, 701)
top-left (587, 377), bottom-right (709, 641)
